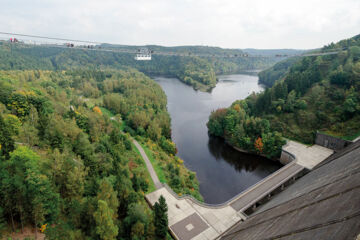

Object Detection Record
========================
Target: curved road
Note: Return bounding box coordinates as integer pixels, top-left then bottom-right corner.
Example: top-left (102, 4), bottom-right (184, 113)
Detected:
top-left (132, 139), bottom-right (163, 189)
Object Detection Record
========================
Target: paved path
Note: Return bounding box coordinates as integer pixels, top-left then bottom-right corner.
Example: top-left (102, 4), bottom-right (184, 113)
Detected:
top-left (146, 187), bottom-right (245, 240)
top-left (132, 139), bottom-right (162, 189)
top-left (130, 123), bottom-right (335, 240)
top-left (145, 140), bottom-right (336, 240)
top-left (229, 161), bottom-right (303, 211)
top-left (283, 141), bottom-right (333, 169)
top-left (146, 161), bottom-right (306, 240)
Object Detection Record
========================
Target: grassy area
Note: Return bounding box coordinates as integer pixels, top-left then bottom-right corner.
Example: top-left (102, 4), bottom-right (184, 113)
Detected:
top-left (342, 131), bottom-right (360, 141)
top-left (138, 142), bottom-right (167, 184)
top-left (283, 137), bottom-right (313, 146)
top-left (132, 142), bottom-right (156, 194)
top-left (99, 107), bottom-right (115, 117)
top-left (100, 106), bottom-right (126, 131)
top-left (119, 120), bottom-right (126, 131)
top-left (320, 130), bottom-right (360, 141)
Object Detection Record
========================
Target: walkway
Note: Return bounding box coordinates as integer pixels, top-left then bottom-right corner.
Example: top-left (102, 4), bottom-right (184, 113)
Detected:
top-left (146, 160), bottom-right (307, 240)
top-left (282, 140), bottom-right (333, 169)
top-left (142, 139), bottom-right (334, 240)
top-left (228, 161), bottom-right (303, 212)
top-left (146, 187), bottom-right (245, 240)
top-left (132, 139), bottom-right (162, 189)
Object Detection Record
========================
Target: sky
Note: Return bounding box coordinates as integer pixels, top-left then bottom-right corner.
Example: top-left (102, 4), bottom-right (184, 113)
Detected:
top-left (1, 0), bottom-right (359, 49)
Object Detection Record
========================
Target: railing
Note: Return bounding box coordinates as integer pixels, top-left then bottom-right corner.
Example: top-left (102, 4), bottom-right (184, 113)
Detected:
top-left (226, 161), bottom-right (299, 206)
top-left (161, 183), bottom-right (229, 209)
top-left (160, 160), bottom-right (301, 210)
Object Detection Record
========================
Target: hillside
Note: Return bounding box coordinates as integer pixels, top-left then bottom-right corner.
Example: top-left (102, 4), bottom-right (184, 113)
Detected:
top-left (0, 68), bottom-right (201, 239)
top-left (0, 41), bottom-right (281, 91)
top-left (243, 48), bottom-right (305, 57)
top-left (207, 34), bottom-right (360, 158)
top-left (258, 57), bottom-right (301, 87)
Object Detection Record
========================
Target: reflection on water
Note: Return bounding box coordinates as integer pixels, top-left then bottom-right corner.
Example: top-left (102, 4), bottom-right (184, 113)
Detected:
top-left (155, 74), bottom-right (281, 204)
top-left (207, 136), bottom-right (279, 173)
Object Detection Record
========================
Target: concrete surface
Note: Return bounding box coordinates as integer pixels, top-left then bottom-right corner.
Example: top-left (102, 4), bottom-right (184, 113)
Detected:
top-left (283, 140), bottom-right (333, 169)
top-left (142, 138), bottom-right (334, 239)
top-left (229, 161), bottom-right (304, 212)
top-left (220, 141), bottom-right (360, 240)
top-left (146, 159), bottom-right (304, 240)
top-left (146, 187), bottom-right (244, 240)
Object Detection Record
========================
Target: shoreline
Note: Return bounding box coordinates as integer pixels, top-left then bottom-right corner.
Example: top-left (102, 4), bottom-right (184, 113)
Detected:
top-left (223, 139), bottom-right (282, 163)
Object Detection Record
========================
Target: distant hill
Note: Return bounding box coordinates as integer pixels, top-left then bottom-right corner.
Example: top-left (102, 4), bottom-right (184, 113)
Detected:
top-left (243, 48), bottom-right (306, 56)
top-left (102, 44), bottom-right (245, 55)
top-left (0, 41), bottom-right (299, 91)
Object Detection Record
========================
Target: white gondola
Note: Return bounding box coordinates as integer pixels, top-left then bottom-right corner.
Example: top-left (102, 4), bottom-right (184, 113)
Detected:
top-left (135, 48), bottom-right (151, 60)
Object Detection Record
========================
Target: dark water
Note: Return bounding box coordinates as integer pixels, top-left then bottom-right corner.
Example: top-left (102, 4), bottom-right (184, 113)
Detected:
top-left (155, 74), bottom-right (282, 204)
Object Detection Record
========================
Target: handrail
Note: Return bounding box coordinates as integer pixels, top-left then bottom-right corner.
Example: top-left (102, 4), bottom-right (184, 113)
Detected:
top-left (160, 160), bottom-right (300, 209)
top-left (151, 141), bottom-right (299, 210)
top-left (226, 161), bottom-right (297, 205)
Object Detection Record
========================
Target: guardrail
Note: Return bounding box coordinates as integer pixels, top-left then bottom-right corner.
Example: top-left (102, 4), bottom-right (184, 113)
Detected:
top-left (160, 160), bottom-right (301, 210)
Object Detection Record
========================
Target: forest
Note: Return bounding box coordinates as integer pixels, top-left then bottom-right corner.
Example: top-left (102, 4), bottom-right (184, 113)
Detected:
top-left (0, 42), bottom-right (281, 91)
top-left (208, 34), bottom-right (360, 157)
top-left (0, 68), bottom-right (201, 239)
top-left (0, 40), bottom-right (287, 239)
top-left (258, 57), bottom-right (301, 87)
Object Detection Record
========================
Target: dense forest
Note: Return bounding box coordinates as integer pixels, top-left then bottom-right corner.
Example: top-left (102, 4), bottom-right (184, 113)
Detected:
top-left (0, 42), bottom-right (282, 91)
top-left (0, 40), bottom-right (296, 239)
top-left (258, 57), bottom-right (301, 87)
top-left (208, 34), bottom-right (360, 157)
top-left (0, 68), bottom-right (201, 239)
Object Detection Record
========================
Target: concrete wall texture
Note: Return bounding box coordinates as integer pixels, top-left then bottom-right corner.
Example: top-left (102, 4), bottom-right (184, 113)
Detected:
top-left (315, 132), bottom-right (351, 151)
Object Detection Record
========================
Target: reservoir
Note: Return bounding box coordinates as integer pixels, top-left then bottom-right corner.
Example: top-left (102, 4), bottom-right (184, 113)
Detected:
top-left (155, 74), bottom-right (282, 204)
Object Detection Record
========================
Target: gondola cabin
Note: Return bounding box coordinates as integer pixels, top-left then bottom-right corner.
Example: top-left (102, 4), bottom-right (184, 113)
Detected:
top-left (135, 48), bottom-right (151, 60)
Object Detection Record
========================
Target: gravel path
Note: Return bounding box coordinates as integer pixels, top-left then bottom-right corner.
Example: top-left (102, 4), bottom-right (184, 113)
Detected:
top-left (132, 139), bottom-right (162, 189)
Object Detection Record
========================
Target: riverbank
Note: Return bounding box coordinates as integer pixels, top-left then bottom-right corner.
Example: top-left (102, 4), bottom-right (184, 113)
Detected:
top-left (230, 142), bottom-right (280, 162)
top-left (131, 136), bottom-right (203, 201)
top-left (155, 75), bottom-right (281, 203)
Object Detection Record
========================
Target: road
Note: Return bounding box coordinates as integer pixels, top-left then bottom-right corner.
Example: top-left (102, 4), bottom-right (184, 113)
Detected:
top-left (229, 161), bottom-right (304, 211)
top-left (132, 139), bottom-right (163, 189)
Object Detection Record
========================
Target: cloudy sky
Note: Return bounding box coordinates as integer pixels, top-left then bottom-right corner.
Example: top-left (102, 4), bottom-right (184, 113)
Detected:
top-left (1, 0), bottom-right (359, 49)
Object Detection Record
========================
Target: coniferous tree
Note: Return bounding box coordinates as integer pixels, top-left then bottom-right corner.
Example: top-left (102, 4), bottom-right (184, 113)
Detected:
top-left (154, 195), bottom-right (168, 239)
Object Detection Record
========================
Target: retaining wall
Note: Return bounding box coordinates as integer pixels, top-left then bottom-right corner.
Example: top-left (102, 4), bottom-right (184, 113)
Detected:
top-left (315, 132), bottom-right (351, 151)
top-left (280, 150), bottom-right (296, 165)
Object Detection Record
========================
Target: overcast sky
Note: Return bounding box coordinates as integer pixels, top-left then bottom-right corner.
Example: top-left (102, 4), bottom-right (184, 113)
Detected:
top-left (1, 0), bottom-right (359, 49)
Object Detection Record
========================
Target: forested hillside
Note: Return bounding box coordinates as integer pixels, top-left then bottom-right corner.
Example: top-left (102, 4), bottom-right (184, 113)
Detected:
top-left (208, 34), bottom-right (360, 158)
top-left (0, 42), bottom-right (280, 91)
top-left (258, 57), bottom-right (301, 87)
top-left (0, 68), bottom-right (201, 239)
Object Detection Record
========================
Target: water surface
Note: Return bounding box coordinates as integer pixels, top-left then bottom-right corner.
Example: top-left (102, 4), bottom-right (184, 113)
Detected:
top-left (155, 74), bottom-right (281, 204)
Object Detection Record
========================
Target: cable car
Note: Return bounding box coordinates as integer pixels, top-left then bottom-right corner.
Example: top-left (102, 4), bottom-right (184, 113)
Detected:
top-left (135, 48), bottom-right (151, 60)
top-left (9, 38), bottom-right (19, 43)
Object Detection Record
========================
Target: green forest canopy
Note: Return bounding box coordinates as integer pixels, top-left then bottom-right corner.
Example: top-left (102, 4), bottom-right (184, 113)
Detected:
top-left (0, 42), bottom-right (283, 91)
top-left (0, 68), bottom-right (201, 239)
top-left (208, 34), bottom-right (360, 158)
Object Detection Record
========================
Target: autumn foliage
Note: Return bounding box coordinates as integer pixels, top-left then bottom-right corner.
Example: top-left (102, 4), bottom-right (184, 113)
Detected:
top-left (233, 104), bottom-right (241, 112)
top-left (254, 137), bottom-right (264, 153)
top-left (93, 106), bottom-right (102, 115)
